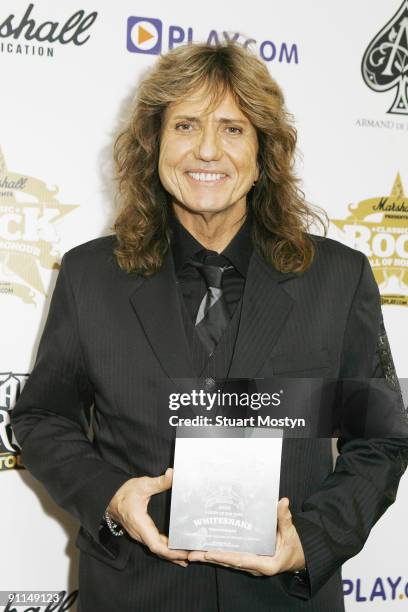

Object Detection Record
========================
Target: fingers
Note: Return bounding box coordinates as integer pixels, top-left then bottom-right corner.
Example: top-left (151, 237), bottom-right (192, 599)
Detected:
top-left (188, 549), bottom-right (246, 571)
top-left (186, 498), bottom-right (297, 577)
top-left (171, 560), bottom-right (189, 568)
top-left (127, 518), bottom-right (188, 563)
top-left (159, 534), bottom-right (189, 568)
top-left (135, 512), bottom-right (188, 561)
top-left (187, 550), bottom-right (237, 567)
top-left (188, 550), bottom-right (272, 576)
top-left (187, 550), bottom-right (208, 562)
top-left (116, 467), bottom-right (187, 564)
top-left (205, 551), bottom-right (276, 576)
top-left (107, 468), bottom-right (188, 567)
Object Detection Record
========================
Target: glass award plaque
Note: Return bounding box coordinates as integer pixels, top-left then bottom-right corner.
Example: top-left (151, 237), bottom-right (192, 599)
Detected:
top-left (168, 427), bottom-right (282, 555)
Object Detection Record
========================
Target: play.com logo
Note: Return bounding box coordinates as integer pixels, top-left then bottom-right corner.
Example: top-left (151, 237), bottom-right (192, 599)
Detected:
top-left (343, 576), bottom-right (408, 603)
top-left (126, 16), bottom-right (299, 64)
top-left (127, 17), bottom-right (163, 54)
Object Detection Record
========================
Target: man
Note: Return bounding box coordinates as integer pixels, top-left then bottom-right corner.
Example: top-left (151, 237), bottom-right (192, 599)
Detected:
top-left (11, 41), bottom-right (408, 612)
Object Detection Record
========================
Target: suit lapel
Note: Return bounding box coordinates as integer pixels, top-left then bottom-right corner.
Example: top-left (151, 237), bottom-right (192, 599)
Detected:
top-left (228, 250), bottom-right (296, 378)
top-left (129, 250), bottom-right (196, 383)
top-left (129, 246), bottom-right (297, 382)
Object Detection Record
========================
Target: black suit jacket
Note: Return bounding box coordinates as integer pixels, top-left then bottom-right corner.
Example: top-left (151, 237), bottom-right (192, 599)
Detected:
top-left (11, 234), bottom-right (408, 612)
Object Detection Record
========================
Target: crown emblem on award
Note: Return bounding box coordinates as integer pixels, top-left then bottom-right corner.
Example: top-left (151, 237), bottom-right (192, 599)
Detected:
top-left (205, 484), bottom-right (244, 511)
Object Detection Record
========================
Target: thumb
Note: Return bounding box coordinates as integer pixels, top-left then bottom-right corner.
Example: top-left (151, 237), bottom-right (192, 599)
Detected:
top-left (149, 467), bottom-right (173, 494)
top-left (277, 497), bottom-right (292, 533)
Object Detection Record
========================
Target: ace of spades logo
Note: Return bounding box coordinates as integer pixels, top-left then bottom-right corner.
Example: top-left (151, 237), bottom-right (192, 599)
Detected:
top-left (362, 0), bottom-right (408, 115)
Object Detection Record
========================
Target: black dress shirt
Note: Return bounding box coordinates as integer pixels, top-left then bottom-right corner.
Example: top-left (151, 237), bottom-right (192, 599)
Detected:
top-left (170, 211), bottom-right (253, 323)
top-left (170, 212), bottom-right (310, 592)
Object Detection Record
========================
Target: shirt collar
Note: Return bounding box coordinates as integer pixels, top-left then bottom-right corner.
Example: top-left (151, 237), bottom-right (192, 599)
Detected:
top-left (170, 208), bottom-right (252, 278)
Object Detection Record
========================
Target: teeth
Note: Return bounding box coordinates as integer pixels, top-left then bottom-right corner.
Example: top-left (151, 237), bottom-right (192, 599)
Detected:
top-left (188, 172), bottom-right (226, 182)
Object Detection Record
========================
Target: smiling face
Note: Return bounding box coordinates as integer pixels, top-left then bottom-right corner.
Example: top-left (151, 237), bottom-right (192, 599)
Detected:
top-left (158, 87), bottom-right (259, 219)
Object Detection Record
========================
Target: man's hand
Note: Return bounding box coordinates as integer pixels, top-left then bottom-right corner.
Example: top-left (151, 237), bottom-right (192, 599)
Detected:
top-left (107, 467), bottom-right (188, 567)
top-left (187, 497), bottom-right (305, 576)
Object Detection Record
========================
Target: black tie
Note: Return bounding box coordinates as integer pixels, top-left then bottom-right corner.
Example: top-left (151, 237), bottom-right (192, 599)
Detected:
top-left (189, 254), bottom-right (233, 355)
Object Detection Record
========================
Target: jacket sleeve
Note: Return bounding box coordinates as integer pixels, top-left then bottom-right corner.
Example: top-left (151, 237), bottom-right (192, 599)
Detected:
top-left (10, 251), bottom-right (134, 552)
top-left (286, 253), bottom-right (408, 600)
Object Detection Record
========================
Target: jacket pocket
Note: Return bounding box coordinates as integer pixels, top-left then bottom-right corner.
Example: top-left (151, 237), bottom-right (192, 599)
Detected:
top-left (270, 347), bottom-right (330, 375)
top-left (75, 525), bottom-right (132, 570)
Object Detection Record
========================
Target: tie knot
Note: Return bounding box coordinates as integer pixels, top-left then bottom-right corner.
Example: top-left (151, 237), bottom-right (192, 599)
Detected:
top-left (189, 254), bottom-right (233, 289)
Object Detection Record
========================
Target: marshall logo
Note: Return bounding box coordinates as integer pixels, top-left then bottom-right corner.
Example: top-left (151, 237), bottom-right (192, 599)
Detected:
top-left (0, 372), bottom-right (27, 471)
top-left (331, 173), bottom-right (408, 306)
top-left (362, 0), bottom-right (408, 115)
top-left (0, 147), bottom-right (78, 304)
top-left (0, 3), bottom-right (98, 57)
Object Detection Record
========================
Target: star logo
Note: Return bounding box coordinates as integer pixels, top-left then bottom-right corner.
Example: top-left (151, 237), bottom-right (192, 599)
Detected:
top-left (331, 174), bottom-right (408, 306)
top-left (0, 147), bottom-right (78, 305)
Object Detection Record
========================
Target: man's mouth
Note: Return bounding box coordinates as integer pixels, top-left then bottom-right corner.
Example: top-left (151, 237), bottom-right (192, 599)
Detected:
top-left (186, 171), bottom-right (227, 183)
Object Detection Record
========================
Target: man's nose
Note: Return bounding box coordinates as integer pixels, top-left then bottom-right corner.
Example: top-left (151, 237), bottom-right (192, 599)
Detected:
top-left (196, 125), bottom-right (222, 161)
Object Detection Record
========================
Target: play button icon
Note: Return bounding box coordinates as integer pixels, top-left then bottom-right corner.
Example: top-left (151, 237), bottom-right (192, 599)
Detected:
top-left (127, 17), bottom-right (162, 54)
top-left (138, 25), bottom-right (154, 45)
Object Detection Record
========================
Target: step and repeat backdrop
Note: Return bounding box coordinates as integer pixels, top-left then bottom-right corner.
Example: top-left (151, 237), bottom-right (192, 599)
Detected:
top-left (1, 1), bottom-right (407, 610)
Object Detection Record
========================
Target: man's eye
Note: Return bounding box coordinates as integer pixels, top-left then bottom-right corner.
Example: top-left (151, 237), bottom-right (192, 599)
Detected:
top-left (226, 126), bottom-right (243, 134)
top-left (175, 123), bottom-right (193, 131)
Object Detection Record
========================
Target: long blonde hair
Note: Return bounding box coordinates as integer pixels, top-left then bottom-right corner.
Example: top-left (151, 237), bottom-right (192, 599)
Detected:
top-left (113, 41), bottom-right (327, 276)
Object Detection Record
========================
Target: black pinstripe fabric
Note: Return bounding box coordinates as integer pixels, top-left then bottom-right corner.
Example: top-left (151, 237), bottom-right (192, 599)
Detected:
top-left (11, 233), bottom-right (408, 612)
